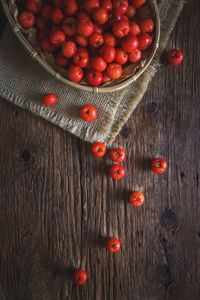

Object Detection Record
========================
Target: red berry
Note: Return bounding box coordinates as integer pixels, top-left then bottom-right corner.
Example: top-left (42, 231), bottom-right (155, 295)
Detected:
top-left (93, 23), bottom-right (103, 34)
top-left (62, 17), bottom-right (76, 36)
top-left (75, 34), bottom-right (89, 47)
top-left (19, 11), bottom-right (35, 28)
top-left (106, 238), bottom-right (120, 253)
top-left (122, 34), bottom-right (139, 52)
top-left (90, 57), bottom-right (107, 72)
top-left (68, 65), bottom-right (84, 82)
top-left (132, 0), bottom-right (146, 8)
top-left (126, 5), bottom-right (136, 18)
top-left (115, 48), bottom-right (128, 64)
top-left (110, 147), bottom-right (126, 162)
top-left (103, 33), bottom-right (116, 47)
top-left (92, 8), bottom-right (108, 25)
top-left (167, 49), bottom-right (183, 66)
top-left (62, 41), bottom-right (77, 58)
top-left (55, 53), bottom-right (69, 67)
top-left (49, 30), bottom-right (66, 47)
top-left (129, 21), bottom-right (141, 36)
top-left (99, 45), bottom-right (116, 63)
top-left (27, 0), bottom-right (42, 14)
top-left (73, 47), bottom-right (89, 68)
top-left (109, 164), bottom-right (125, 180)
top-left (83, 0), bottom-right (100, 14)
top-left (113, 20), bottom-right (130, 38)
top-left (91, 142), bottom-right (106, 157)
top-left (102, 71), bottom-right (112, 84)
top-left (129, 48), bottom-right (141, 62)
top-left (107, 63), bottom-right (122, 79)
top-left (51, 8), bottom-right (64, 25)
top-left (130, 191), bottom-right (144, 206)
top-left (140, 18), bottom-right (154, 33)
top-left (89, 33), bottom-right (104, 48)
top-left (86, 70), bottom-right (103, 86)
top-left (138, 33), bottom-right (152, 50)
top-left (40, 37), bottom-right (56, 52)
top-left (73, 269), bottom-right (87, 285)
top-left (63, 0), bottom-right (78, 16)
top-left (151, 158), bottom-right (167, 174)
top-left (80, 105), bottom-right (97, 121)
top-left (77, 17), bottom-right (94, 37)
top-left (101, 0), bottom-right (112, 12)
top-left (42, 93), bottom-right (57, 106)
top-left (113, 0), bottom-right (128, 15)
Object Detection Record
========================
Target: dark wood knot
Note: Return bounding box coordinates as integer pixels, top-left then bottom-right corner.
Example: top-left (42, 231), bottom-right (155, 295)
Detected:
top-left (145, 102), bottom-right (157, 113)
top-left (18, 151), bottom-right (30, 162)
top-left (157, 264), bottom-right (172, 287)
top-left (120, 126), bottom-right (131, 138)
top-left (160, 209), bottom-right (177, 228)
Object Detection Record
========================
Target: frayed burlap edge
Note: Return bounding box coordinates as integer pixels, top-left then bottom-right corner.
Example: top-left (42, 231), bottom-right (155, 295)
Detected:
top-left (105, 0), bottom-right (184, 145)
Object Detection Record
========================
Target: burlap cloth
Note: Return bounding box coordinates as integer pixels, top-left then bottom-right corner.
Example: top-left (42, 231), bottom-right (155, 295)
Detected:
top-left (0, 0), bottom-right (184, 145)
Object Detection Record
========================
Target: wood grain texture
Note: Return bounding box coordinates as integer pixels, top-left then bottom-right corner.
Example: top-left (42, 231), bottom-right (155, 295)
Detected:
top-left (0, 1), bottom-right (200, 299)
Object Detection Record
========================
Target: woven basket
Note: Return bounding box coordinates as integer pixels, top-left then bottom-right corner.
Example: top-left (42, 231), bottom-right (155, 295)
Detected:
top-left (1, 0), bottom-right (160, 93)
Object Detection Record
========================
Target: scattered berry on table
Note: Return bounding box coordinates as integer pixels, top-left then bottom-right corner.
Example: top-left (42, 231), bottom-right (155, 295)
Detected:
top-left (106, 237), bottom-right (121, 253)
top-left (109, 164), bottom-right (125, 180)
top-left (73, 269), bottom-right (87, 285)
top-left (130, 191), bottom-right (144, 206)
top-left (151, 158), bottom-right (167, 174)
top-left (110, 147), bottom-right (126, 163)
top-left (167, 49), bottom-right (183, 66)
top-left (91, 142), bottom-right (106, 157)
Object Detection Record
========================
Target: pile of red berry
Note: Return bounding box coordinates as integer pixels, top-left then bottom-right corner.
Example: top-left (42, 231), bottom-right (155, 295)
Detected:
top-left (18, 0), bottom-right (155, 86)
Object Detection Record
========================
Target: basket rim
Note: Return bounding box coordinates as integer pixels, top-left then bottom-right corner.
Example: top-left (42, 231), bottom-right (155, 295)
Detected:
top-left (1, 0), bottom-right (160, 94)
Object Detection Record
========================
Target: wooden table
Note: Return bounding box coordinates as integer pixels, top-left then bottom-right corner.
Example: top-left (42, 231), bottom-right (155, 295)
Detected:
top-left (0, 1), bottom-right (200, 299)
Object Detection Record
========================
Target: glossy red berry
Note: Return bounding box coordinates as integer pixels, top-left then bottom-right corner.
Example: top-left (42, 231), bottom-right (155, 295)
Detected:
top-left (68, 66), bottom-right (84, 82)
top-left (106, 238), bottom-right (120, 253)
top-left (42, 93), bottom-right (57, 106)
top-left (86, 70), bottom-right (103, 86)
top-left (89, 33), bottom-right (104, 48)
top-left (129, 49), bottom-right (141, 62)
top-left (110, 147), bottom-right (126, 163)
top-left (151, 158), bottom-right (167, 174)
top-left (80, 105), bottom-right (97, 121)
top-left (113, 20), bottom-right (130, 38)
top-left (55, 53), bottom-right (69, 67)
top-left (140, 18), bottom-right (154, 33)
top-left (49, 30), bottom-right (66, 47)
top-left (109, 164), bottom-right (125, 180)
top-left (132, 0), bottom-right (146, 8)
top-left (167, 49), bottom-right (183, 66)
top-left (73, 269), bottom-right (87, 285)
top-left (73, 47), bottom-right (89, 68)
top-left (138, 33), bottom-right (152, 50)
top-left (99, 45), bottom-right (116, 63)
top-left (92, 7), bottom-right (108, 25)
top-left (130, 191), bottom-right (144, 206)
top-left (115, 49), bottom-right (128, 64)
top-left (90, 57), bottom-right (107, 72)
top-left (51, 8), bottom-right (64, 25)
top-left (122, 34), bottom-right (139, 52)
top-left (19, 11), bottom-right (35, 28)
top-left (62, 41), bottom-right (77, 58)
top-left (107, 63), bottom-right (122, 79)
top-left (91, 142), bottom-right (106, 157)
